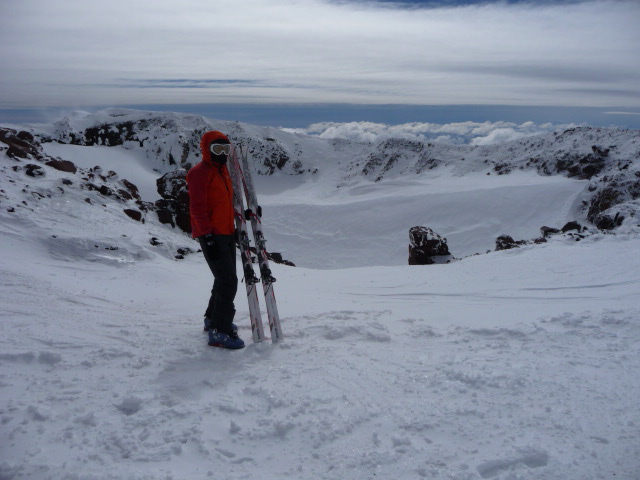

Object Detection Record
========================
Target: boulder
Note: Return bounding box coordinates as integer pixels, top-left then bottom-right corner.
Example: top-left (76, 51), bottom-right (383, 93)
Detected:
top-left (594, 213), bottom-right (624, 231)
top-left (155, 170), bottom-right (190, 233)
top-left (25, 164), bottom-right (45, 177)
top-left (0, 128), bottom-right (42, 160)
top-left (119, 179), bottom-right (141, 200)
top-left (561, 221), bottom-right (583, 233)
top-left (408, 226), bottom-right (452, 265)
top-left (540, 226), bottom-right (560, 238)
top-left (267, 252), bottom-right (296, 267)
top-left (123, 208), bottom-right (143, 222)
top-left (45, 159), bottom-right (77, 174)
top-left (495, 235), bottom-right (527, 251)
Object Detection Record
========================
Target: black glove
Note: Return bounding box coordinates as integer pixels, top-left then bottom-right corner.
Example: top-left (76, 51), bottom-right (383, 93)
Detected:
top-left (202, 234), bottom-right (216, 247)
top-left (201, 234), bottom-right (219, 260)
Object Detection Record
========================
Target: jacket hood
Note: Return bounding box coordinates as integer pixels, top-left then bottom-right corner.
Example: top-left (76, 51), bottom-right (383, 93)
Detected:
top-left (200, 131), bottom-right (230, 163)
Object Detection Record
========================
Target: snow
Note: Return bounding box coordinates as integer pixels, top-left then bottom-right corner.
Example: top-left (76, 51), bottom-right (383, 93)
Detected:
top-left (2, 113), bottom-right (640, 480)
top-left (259, 170), bottom-right (589, 268)
top-left (42, 143), bottom-right (161, 202)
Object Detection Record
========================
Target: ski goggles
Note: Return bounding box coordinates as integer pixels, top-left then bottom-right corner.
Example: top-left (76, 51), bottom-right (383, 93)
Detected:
top-left (210, 143), bottom-right (231, 155)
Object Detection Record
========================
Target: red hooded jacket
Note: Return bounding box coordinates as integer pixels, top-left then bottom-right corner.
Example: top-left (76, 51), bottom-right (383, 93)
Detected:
top-left (186, 131), bottom-right (235, 238)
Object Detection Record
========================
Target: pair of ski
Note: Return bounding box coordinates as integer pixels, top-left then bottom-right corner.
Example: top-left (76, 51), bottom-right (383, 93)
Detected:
top-left (228, 144), bottom-right (283, 344)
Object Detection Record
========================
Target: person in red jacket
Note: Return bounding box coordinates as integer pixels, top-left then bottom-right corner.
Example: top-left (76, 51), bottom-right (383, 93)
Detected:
top-left (187, 130), bottom-right (244, 349)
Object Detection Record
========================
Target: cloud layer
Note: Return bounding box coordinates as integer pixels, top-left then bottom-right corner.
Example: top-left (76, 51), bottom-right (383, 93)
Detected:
top-left (1, 0), bottom-right (639, 109)
top-left (285, 119), bottom-right (576, 145)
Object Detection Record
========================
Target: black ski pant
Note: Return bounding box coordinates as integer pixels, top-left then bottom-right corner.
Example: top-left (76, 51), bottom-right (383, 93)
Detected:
top-left (199, 234), bottom-right (238, 335)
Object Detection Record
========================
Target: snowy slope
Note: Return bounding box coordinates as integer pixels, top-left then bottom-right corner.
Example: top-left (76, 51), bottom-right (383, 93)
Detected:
top-left (1, 111), bottom-right (640, 480)
top-left (17, 108), bottom-right (640, 267)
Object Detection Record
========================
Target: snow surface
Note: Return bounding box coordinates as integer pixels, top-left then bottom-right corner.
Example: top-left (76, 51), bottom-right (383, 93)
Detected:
top-left (43, 143), bottom-right (161, 202)
top-left (2, 115), bottom-right (640, 480)
top-left (256, 170), bottom-right (588, 268)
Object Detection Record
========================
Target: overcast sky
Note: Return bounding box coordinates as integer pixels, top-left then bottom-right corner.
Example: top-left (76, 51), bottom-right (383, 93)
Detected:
top-left (1, 0), bottom-right (639, 122)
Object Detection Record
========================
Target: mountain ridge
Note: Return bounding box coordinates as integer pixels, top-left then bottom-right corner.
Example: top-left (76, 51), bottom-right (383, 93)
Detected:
top-left (34, 109), bottom-right (640, 228)
top-left (2, 108), bottom-right (639, 268)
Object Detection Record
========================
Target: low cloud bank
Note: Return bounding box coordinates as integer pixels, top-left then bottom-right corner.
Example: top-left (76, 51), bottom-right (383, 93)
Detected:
top-left (285, 120), bottom-right (578, 145)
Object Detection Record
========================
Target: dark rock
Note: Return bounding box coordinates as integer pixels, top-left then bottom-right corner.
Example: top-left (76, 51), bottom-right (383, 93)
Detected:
top-left (561, 221), bottom-right (583, 233)
top-left (268, 252), bottom-right (296, 267)
top-left (408, 226), bottom-right (452, 265)
top-left (594, 215), bottom-right (616, 230)
top-left (155, 170), bottom-right (190, 233)
top-left (553, 153), bottom-right (605, 180)
top-left (98, 185), bottom-right (115, 197)
top-left (7, 146), bottom-right (29, 159)
top-left (496, 235), bottom-right (528, 251)
top-left (157, 170), bottom-right (188, 199)
top-left (174, 210), bottom-right (191, 233)
top-left (591, 145), bottom-right (610, 157)
top-left (120, 179), bottom-right (141, 200)
top-left (1, 128), bottom-right (42, 160)
top-left (117, 189), bottom-right (133, 201)
top-left (540, 226), bottom-right (560, 238)
top-left (25, 164), bottom-right (45, 177)
top-left (587, 176), bottom-right (640, 224)
top-left (155, 200), bottom-right (175, 227)
top-left (123, 208), bottom-right (143, 222)
top-left (135, 200), bottom-right (154, 212)
top-left (16, 131), bottom-right (35, 142)
top-left (45, 158), bottom-right (77, 173)
top-left (83, 121), bottom-right (137, 146)
top-left (175, 247), bottom-right (197, 260)
top-left (493, 163), bottom-right (512, 175)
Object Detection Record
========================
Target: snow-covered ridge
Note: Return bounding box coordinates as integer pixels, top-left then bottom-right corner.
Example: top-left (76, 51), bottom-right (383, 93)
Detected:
top-left (2, 108), bottom-right (640, 268)
top-left (34, 109), bottom-right (640, 230)
top-left (38, 108), bottom-right (314, 177)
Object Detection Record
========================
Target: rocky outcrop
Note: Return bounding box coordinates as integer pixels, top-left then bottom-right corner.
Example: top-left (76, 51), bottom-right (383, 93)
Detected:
top-left (1, 127), bottom-right (148, 225)
top-left (361, 139), bottom-right (441, 182)
top-left (155, 170), bottom-right (190, 233)
top-left (408, 226), bottom-right (452, 265)
top-left (42, 110), bottom-right (314, 177)
top-left (347, 127), bottom-right (640, 230)
top-left (24, 164), bottom-right (46, 177)
top-left (495, 235), bottom-right (530, 251)
top-left (587, 173), bottom-right (640, 227)
top-left (44, 111), bottom-right (208, 173)
top-left (0, 128), bottom-right (43, 160)
top-left (45, 158), bottom-right (77, 174)
top-left (252, 249), bottom-right (296, 267)
top-left (123, 208), bottom-right (143, 222)
top-left (230, 135), bottom-right (308, 176)
top-left (36, 112), bottom-right (640, 233)
top-left (496, 222), bottom-right (591, 251)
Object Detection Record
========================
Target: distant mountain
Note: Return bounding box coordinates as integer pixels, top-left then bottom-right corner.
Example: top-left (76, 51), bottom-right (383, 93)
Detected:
top-left (38, 108), bottom-right (314, 176)
top-left (32, 109), bottom-right (640, 230)
top-left (1, 109), bottom-right (639, 267)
